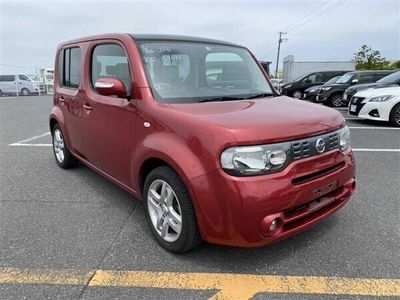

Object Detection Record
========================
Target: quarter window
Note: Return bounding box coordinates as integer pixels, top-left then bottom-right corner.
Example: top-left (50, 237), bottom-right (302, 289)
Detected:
top-left (60, 47), bottom-right (81, 88)
top-left (91, 44), bottom-right (131, 95)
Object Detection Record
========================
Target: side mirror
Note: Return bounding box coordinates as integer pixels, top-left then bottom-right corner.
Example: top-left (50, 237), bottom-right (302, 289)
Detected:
top-left (351, 79), bottom-right (359, 84)
top-left (95, 77), bottom-right (127, 97)
top-left (305, 79), bottom-right (312, 84)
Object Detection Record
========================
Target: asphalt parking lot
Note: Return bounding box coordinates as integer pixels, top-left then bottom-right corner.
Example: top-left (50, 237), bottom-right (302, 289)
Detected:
top-left (0, 95), bottom-right (399, 299)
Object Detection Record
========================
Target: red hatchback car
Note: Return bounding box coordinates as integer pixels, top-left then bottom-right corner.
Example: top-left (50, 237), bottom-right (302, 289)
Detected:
top-left (50, 33), bottom-right (356, 253)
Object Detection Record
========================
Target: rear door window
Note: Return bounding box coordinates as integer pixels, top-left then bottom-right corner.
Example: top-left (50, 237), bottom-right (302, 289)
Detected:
top-left (358, 74), bottom-right (374, 84)
top-left (0, 75), bottom-right (15, 82)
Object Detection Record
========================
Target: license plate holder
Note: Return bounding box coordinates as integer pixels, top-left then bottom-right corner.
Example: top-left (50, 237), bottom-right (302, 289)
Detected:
top-left (313, 181), bottom-right (337, 198)
top-left (350, 104), bottom-right (357, 112)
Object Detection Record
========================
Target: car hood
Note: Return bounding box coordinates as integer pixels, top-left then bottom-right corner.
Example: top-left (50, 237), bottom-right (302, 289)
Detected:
top-left (354, 86), bottom-right (400, 98)
top-left (305, 85), bottom-right (322, 92)
top-left (324, 83), bottom-right (349, 88)
top-left (169, 96), bottom-right (344, 144)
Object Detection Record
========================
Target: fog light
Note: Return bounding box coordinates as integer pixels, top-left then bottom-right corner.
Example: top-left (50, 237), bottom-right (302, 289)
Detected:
top-left (270, 219), bottom-right (278, 232)
top-left (368, 109), bottom-right (380, 117)
top-left (261, 214), bottom-right (283, 236)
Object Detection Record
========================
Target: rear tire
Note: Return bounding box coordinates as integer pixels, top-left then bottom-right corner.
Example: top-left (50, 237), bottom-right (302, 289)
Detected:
top-left (389, 103), bottom-right (400, 127)
top-left (52, 124), bottom-right (78, 169)
top-left (143, 166), bottom-right (201, 253)
top-left (329, 94), bottom-right (344, 107)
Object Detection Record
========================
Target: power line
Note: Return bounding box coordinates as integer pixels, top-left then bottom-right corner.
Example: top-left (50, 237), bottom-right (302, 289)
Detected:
top-left (284, 0), bottom-right (332, 32)
top-left (286, 0), bottom-right (346, 32)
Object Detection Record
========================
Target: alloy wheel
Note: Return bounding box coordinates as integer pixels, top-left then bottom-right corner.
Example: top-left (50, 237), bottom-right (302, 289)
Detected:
top-left (147, 179), bottom-right (182, 243)
top-left (395, 106), bottom-right (400, 125)
top-left (53, 129), bottom-right (65, 163)
top-left (331, 95), bottom-right (343, 107)
top-left (293, 91), bottom-right (302, 99)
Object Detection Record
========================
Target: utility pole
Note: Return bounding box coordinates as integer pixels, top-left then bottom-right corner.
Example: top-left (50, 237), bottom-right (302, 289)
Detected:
top-left (275, 31), bottom-right (287, 78)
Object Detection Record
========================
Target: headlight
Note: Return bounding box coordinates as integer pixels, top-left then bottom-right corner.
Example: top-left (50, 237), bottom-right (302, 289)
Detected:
top-left (284, 84), bottom-right (292, 89)
top-left (220, 143), bottom-right (291, 176)
top-left (321, 87), bottom-right (332, 91)
top-left (338, 126), bottom-right (351, 151)
top-left (309, 89), bottom-right (315, 92)
top-left (368, 95), bottom-right (394, 102)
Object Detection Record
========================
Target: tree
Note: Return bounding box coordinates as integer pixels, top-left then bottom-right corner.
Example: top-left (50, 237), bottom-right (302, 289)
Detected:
top-left (390, 60), bottom-right (400, 69)
top-left (354, 45), bottom-right (391, 70)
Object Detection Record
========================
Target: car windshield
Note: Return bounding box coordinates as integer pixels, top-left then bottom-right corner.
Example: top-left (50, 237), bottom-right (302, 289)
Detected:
top-left (137, 41), bottom-right (273, 103)
top-left (336, 73), bottom-right (354, 84)
top-left (377, 71), bottom-right (400, 83)
top-left (323, 76), bottom-right (341, 85)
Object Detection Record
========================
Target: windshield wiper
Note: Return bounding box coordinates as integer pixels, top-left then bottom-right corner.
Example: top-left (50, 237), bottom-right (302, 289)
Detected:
top-left (243, 93), bottom-right (274, 99)
top-left (198, 96), bottom-right (244, 103)
top-left (198, 93), bottom-right (274, 103)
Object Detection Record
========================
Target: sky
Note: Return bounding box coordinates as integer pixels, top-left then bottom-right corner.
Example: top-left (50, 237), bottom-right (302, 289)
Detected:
top-left (0, 0), bottom-right (399, 75)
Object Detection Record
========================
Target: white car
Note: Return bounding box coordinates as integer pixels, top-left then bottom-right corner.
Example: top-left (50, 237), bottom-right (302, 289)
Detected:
top-left (348, 86), bottom-right (400, 127)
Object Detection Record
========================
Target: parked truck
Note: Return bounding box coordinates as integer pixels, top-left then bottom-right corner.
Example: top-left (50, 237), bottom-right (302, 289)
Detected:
top-left (282, 55), bottom-right (355, 84)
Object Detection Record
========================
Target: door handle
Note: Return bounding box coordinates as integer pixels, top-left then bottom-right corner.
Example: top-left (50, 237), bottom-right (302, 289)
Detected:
top-left (83, 103), bottom-right (92, 111)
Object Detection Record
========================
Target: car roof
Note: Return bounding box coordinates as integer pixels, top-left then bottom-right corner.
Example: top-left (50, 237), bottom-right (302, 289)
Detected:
top-left (347, 70), bottom-right (394, 75)
top-left (130, 34), bottom-right (244, 47)
top-left (58, 33), bottom-right (244, 48)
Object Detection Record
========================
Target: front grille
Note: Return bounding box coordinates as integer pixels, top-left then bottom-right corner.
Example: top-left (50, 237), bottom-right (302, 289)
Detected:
top-left (292, 162), bottom-right (345, 185)
top-left (292, 141), bottom-right (310, 160)
top-left (352, 96), bottom-right (365, 104)
top-left (291, 131), bottom-right (339, 160)
top-left (349, 96), bottom-right (366, 115)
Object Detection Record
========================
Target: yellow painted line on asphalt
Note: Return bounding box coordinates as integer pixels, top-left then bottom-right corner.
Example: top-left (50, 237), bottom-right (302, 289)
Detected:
top-left (0, 267), bottom-right (399, 299)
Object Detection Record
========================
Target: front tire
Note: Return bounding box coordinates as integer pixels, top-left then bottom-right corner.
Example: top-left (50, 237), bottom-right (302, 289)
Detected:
top-left (52, 124), bottom-right (78, 169)
top-left (389, 103), bottom-right (400, 127)
top-left (292, 90), bottom-right (302, 99)
top-left (21, 88), bottom-right (30, 96)
top-left (144, 166), bottom-right (201, 253)
top-left (329, 94), bottom-right (344, 107)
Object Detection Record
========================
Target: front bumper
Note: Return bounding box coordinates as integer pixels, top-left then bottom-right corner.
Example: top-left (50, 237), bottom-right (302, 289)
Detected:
top-left (342, 91), bottom-right (355, 105)
top-left (315, 93), bottom-right (329, 103)
top-left (304, 91), bottom-right (317, 101)
top-left (189, 149), bottom-right (356, 247)
top-left (349, 101), bottom-right (390, 121)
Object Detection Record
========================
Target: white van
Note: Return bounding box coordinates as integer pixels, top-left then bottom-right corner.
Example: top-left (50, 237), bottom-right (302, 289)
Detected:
top-left (0, 74), bottom-right (39, 96)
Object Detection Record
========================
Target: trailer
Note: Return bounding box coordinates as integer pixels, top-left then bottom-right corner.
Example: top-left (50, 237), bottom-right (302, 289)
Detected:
top-left (282, 55), bottom-right (355, 83)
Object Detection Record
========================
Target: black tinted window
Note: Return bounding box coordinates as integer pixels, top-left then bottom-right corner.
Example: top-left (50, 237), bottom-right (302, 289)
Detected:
top-left (61, 47), bottom-right (81, 88)
top-left (358, 74), bottom-right (374, 84)
top-left (91, 44), bottom-right (131, 94)
top-left (0, 75), bottom-right (15, 82)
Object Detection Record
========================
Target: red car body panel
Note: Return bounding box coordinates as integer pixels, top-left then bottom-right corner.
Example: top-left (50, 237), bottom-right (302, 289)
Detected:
top-left (50, 33), bottom-right (356, 247)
